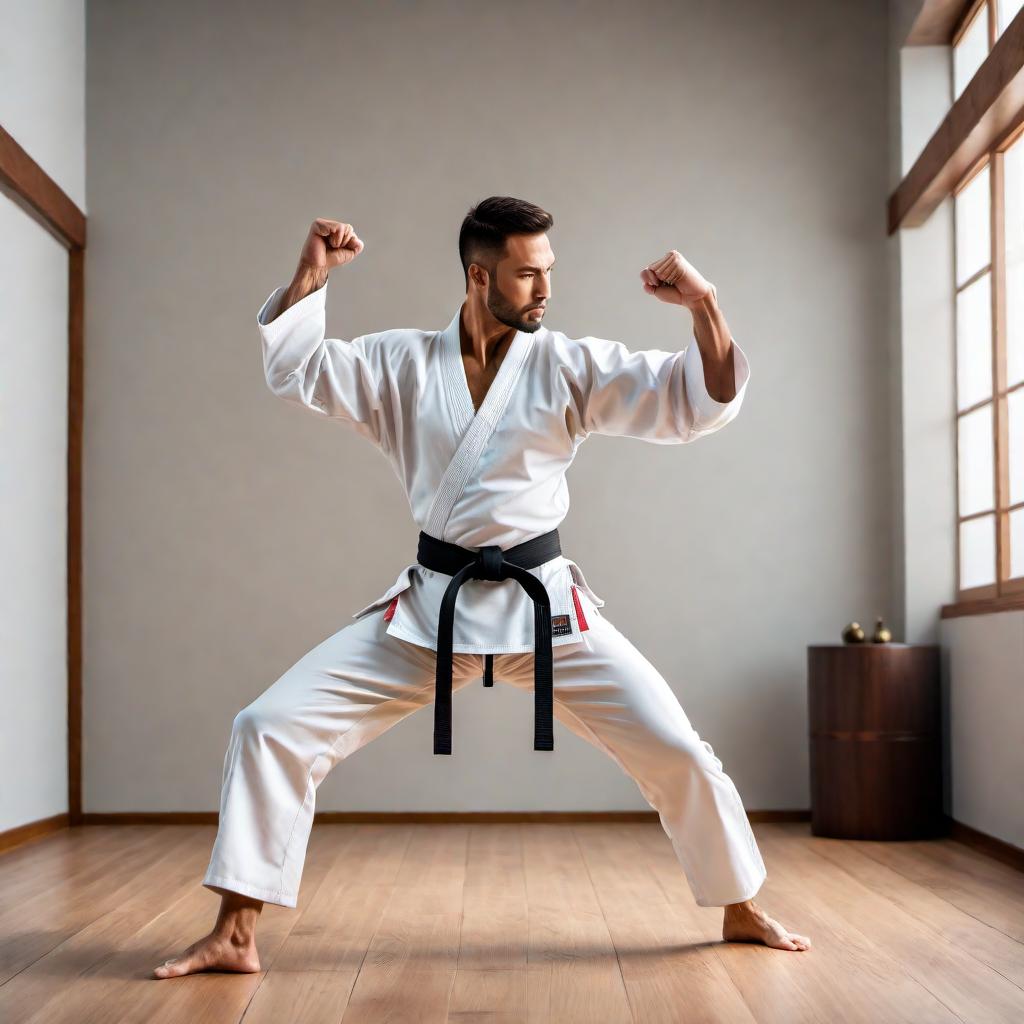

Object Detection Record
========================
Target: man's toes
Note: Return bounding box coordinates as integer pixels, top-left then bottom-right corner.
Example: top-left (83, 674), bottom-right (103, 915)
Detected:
top-left (153, 955), bottom-right (194, 978)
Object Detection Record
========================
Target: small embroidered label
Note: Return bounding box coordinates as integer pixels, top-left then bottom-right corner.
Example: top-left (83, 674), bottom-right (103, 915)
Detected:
top-left (551, 613), bottom-right (573, 636)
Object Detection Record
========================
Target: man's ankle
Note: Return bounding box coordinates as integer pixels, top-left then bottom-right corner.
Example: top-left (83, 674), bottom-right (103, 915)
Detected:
top-left (723, 898), bottom-right (756, 914)
top-left (214, 897), bottom-right (262, 942)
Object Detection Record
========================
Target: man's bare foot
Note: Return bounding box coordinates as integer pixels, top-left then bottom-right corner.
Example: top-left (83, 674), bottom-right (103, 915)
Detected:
top-left (721, 898), bottom-right (811, 951)
top-left (152, 931), bottom-right (261, 978)
top-left (153, 891), bottom-right (263, 978)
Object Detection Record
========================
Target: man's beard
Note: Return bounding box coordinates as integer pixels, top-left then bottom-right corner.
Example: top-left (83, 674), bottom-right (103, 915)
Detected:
top-left (486, 278), bottom-right (543, 334)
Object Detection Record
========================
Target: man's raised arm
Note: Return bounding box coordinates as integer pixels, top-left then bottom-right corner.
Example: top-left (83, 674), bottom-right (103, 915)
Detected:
top-left (265, 218), bottom-right (361, 322)
top-left (257, 218), bottom-right (389, 449)
top-left (567, 249), bottom-right (750, 444)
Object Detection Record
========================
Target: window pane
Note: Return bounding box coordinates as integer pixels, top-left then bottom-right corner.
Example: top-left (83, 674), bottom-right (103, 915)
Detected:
top-left (1011, 507), bottom-right (1024, 578)
top-left (960, 514), bottom-right (996, 588)
top-left (998, 0), bottom-right (1024, 36)
top-left (958, 403), bottom-right (995, 515)
top-left (955, 163), bottom-right (990, 287)
top-left (1005, 131), bottom-right (1024, 388)
top-left (954, 7), bottom-right (989, 99)
top-left (956, 272), bottom-right (993, 409)
top-left (1010, 387), bottom-right (1024, 506)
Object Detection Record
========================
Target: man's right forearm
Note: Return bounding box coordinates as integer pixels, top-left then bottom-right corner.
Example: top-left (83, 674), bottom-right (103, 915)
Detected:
top-left (269, 264), bottom-right (329, 323)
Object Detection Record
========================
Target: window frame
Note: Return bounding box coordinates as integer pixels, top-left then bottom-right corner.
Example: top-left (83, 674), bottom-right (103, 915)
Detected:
top-left (946, 119), bottom-right (1024, 617)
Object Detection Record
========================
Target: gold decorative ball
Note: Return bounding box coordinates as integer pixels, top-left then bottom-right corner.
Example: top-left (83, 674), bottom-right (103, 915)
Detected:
top-left (841, 621), bottom-right (866, 643)
top-left (872, 616), bottom-right (892, 644)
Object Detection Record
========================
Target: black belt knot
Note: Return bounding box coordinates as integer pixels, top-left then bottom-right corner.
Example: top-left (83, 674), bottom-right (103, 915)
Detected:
top-left (477, 545), bottom-right (505, 581)
top-left (415, 528), bottom-right (561, 755)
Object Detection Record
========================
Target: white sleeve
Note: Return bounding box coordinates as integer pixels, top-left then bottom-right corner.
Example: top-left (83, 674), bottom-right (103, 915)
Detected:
top-left (257, 280), bottom-right (388, 448)
top-left (571, 332), bottom-right (750, 444)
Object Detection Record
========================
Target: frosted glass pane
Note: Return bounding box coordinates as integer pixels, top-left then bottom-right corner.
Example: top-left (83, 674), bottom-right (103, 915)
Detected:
top-left (1005, 132), bottom-right (1024, 387)
top-left (1010, 388), bottom-right (1024, 506)
top-left (960, 514), bottom-right (996, 588)
top-left (956, 273), bottom-right (993, 409)
top-left (954, 9), bottom-right (988, 99)
top-left (955, 164), bottom-right (990, 286)
top-left (958, 404), bottom-right (994, 515)
top-left (1008, 262), bottom-right (1024, 388)
top-left (998, 0), bottom-right (1024, 35)
top-left (1011, 508), bottom-right (1024, 578)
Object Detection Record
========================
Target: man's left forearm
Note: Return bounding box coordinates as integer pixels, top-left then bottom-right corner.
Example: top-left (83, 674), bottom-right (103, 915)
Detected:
top-left (686, 284), bottom-right (737, 403)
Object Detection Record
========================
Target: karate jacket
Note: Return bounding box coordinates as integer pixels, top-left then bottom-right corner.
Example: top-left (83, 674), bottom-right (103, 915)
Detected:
top-left (256, 279), bottom-right (750, 654)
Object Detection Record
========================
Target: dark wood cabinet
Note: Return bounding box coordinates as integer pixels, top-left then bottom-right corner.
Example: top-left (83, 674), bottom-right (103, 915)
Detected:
top-left (807, 644), bottom-right (943, 840)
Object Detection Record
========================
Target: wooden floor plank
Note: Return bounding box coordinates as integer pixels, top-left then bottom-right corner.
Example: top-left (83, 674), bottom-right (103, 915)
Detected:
top-left (448, 824), bottom-right (529, 1020)
top-left (800, 829), bottom-right (1024, 990)
top-left (0, 824), bottom-right (338, 1024)
top-left (757, 824), bottom-right (1024, 1023)
top-left (0, 826), bottom-right (212, 1022)
top-left (634, 822), bottom-right (963, 1024)
top-left (0, 826), bottom-right (147, 893)
top-left (339, 825), bottom-right (468, 1023)
top-left (243, 824), bottom-right (417, 1022)
top-left (575, 823), bottom-right (756, 1024)
top-left (0, 826), bottom-right (200, 987)
top-left (521, 823), bottom-right (633, 1023)
top-left (0, 826), bottom-right (171, 941)
top-left (851, 833), bottom-right (1024, 943)
top-left (0, 821), bottom-right (1022, 1023)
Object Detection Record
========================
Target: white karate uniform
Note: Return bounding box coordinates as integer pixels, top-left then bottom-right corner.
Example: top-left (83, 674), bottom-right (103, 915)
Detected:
top-left (202, 280), bottom-right (766, 909)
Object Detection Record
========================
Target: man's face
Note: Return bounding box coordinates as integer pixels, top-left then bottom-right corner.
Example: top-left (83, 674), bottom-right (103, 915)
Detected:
top-left (482, 232), bottom-right (554, 334)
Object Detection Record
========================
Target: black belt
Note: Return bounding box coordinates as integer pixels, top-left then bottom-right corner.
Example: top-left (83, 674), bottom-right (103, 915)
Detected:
top-left (416, 528), bottom-right (561, 755)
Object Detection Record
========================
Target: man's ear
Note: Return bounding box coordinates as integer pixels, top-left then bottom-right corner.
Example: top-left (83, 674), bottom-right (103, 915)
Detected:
top-left (469, 263), bottom-right (488, 291)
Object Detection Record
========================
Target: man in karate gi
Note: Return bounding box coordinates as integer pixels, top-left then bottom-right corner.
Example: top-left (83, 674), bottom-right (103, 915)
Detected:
top-left (155, 197), bottom-right (810, 979)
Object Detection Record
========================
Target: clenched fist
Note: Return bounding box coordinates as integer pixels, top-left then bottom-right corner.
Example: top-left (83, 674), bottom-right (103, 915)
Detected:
top-left (640, 250), bottom-right (715, 309)
top-left (298, 218), bottom-right (364, 274)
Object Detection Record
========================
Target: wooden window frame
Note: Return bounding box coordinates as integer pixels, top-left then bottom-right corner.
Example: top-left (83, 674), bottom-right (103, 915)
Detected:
top-left (945, 4), bottom-right (1024, 617)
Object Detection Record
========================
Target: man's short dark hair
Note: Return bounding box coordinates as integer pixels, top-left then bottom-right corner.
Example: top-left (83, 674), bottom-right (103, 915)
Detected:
top-left (459, 196), bottom-right (554, 288)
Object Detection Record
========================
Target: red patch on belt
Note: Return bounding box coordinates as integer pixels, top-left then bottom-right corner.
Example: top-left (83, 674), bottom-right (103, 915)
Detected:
top-left (383, 595), bottom-right (399, 622)
top-left (571, 584), bottom-right (589, 631)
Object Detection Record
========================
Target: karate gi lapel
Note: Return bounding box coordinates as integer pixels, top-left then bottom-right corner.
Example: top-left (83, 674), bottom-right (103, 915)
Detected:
top-left (425, 306), bottom-right (535, 538)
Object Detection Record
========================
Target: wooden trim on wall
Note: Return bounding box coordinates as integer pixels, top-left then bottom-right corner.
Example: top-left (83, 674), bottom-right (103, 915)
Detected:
top-left (0, 814), bottom-right (71, 856)
top-left (952, 0), bottom-right (989, 48)
top-left (947, 816), bottom-right (1024, 872)
top-left (79, 810), bottom-right (810, 826)
top-left (0, 122), bottom-right (86, 827)
top-left (888, 7), bottom-right (1024, 233)
top-left (68, 247), bottom-right (84, 825)
top-left (0, 124), bottom-right (85, 248)
top-left (941, 591), bottom-right (1024, 616)
top-left (905, 0), bottom-right (979, 46)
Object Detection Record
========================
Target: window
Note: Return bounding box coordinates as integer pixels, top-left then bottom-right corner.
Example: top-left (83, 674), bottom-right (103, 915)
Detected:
top-left (952, 125), bottom-right (1024, 602)
top-left (953, 2), bottom-right (990, 100)
top-left (998, 0), bottom-right (1024, 36)
top-left (952, 1), bottom-right (1024, 101)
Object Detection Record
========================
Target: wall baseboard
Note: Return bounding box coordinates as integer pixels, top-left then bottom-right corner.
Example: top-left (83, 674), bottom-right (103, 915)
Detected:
top-left (0, 808), bottom-right (808, 851)
top-left (0, 813), bottom-right (69, 854)
top-left (77, 809), bottom-right (812, 826)
top-left (946, 816), bottom-right (1024, 873)
top-left (7, 811), bottom-right (1017, 875)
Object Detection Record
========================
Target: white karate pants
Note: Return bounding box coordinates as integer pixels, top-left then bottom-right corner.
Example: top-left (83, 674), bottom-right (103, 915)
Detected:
top-left (202, 606), bottom-right (767, 909)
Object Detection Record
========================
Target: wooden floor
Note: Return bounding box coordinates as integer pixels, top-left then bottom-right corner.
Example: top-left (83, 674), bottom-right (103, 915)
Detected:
top-left (0, 820), bottom-right (1023, 1022)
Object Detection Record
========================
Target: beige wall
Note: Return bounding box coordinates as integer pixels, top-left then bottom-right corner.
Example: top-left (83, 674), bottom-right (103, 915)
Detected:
top-left (83, 0), bottom-right (892, 813)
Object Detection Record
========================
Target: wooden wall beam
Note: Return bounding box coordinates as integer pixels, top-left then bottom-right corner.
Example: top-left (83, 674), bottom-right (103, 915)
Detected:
top-left (888, 7), bottom-right (1024, 232)
top-left (0, 123), bottom-right (86, 249)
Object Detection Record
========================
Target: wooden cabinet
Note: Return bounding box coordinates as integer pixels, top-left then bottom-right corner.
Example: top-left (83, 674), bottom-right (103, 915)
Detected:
top-left (807, 644), bottom-right (943, 840)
